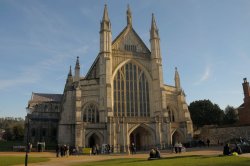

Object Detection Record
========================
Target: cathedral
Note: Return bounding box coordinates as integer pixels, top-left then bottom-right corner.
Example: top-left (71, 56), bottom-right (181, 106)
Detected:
top-left (26, 5), bottom-right (193, 152)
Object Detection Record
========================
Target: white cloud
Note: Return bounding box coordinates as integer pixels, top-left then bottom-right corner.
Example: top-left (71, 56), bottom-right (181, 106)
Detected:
top-left (200, 65), bottom-right (211, 81)
top-left (195, 65), bottom-right (212, 85)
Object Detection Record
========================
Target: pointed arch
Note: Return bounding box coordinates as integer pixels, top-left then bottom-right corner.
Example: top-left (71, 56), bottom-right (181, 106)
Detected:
top-left (167, 105), bottom-right (178, 122)
top-left (82, 102), bottom-right (99, 123)
top-left (112, 60), bottom-right (152, 117)
top-left (112, 59), bottom-right (151, 82)
top-left (85, 130), bottom-right (104, 148)
top-left (128, 123), bottom-right (155, 136)
top-left (171, 128), bottom-right (185, 145)
top-left (128, 123), bottom-right (156, 150)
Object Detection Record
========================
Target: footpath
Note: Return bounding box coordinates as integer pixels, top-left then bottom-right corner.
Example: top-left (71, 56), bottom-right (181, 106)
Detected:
top-left (0, 146), bottom-right (249, 166)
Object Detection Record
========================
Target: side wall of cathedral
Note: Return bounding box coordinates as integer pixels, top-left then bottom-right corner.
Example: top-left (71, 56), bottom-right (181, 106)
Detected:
top-left (25, 93), bottom-right (62, 147)
top-left (58, 90), bottom-right (76, 145)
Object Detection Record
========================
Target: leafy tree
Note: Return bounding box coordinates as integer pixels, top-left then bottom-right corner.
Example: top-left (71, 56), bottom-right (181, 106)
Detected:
top-left (2, 128), bottom-right (13, 140)
top-left (13, 125), bottom-right (24, 140)
top-left (223, 105), bottom-right (238, 124)
top-left (188, 100), bottom-right (225, 128)
top-left (0, 117), bottom-right (24, 141)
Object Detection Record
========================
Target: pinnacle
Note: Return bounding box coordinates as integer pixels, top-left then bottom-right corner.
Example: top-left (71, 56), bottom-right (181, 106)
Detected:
top-left (102, 4), bottom-right (110, 22)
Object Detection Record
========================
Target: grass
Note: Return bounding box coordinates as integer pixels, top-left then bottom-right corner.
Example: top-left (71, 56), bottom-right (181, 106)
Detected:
top-left (73, 155), bottom-right (250, 166)
top-left (0, 156), bottom-right (49, 166)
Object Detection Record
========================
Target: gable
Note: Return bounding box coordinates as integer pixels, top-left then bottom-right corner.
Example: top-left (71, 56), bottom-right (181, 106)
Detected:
top-left (85, 55), bottom-right (100, 80)
top-left (112, 27), bottom-right (150, 55)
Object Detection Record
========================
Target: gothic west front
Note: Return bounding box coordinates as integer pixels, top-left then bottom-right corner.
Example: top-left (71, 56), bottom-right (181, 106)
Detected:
top-left (26, 5), bottom-right (193, 152)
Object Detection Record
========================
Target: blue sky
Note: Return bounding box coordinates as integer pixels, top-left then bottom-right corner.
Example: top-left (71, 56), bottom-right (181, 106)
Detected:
top-left (0, 0), bottom-right (250, 118)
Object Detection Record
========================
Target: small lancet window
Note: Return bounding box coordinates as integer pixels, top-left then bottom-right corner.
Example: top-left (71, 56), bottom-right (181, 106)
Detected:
top-left (167, 106), bottom-right (175, 122)
top-left (124, 44), bottom-right (137, 52)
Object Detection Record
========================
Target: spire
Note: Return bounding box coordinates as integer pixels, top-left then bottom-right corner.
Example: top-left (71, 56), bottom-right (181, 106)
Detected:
top-left (150, 13), bottom-right (159, 39)
top-left (65, 65), bottom-right (73, 91)
top-left (68, 66), bottom-right (72, 77)
top-left (74, 56), bottom-right (80, 81)
top-left (175, 67), bottom-right (181, 90)
top-left (101, 4), bottom-right (111, 31)
top-left (102, 4), bottom-right (110, 22)
top-left (150, 13), bottom-right (162, 62)
top-left (127, 4), bottom-right (132, 26)
top-left (75, 56), bottom-right (80, 69)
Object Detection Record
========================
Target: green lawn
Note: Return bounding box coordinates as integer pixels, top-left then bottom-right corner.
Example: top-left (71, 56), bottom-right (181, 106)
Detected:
top-left (0, 156), bottom-right (49, 166)
top-left (73, 155), bottom-right (250, 166)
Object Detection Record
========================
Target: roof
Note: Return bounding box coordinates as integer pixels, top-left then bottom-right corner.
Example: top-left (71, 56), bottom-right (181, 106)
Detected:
top-left (237, 103), bottom-right (245, 111)
top-left (31, 93), bottom-right (62, 102)
top-left (85, 54), bottom-right (100, 79)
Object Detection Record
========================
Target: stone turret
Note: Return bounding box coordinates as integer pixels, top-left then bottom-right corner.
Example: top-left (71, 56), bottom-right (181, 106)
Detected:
top-left (150, 13), bottom-right (163, 116)
top-left (175, 67), bottom-right (181, 90)
top-left (99, 4), bottom-right (113, 121)
top-left (150, 13), bottom-right (162, 64)
top-left (100, 4), bottom-right (112, 54)
top-left (74, 56), bottom-right (80, 82)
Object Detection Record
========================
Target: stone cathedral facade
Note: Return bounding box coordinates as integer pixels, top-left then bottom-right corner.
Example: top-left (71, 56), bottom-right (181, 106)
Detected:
top-left (26, 5), bottom-right (193, 151)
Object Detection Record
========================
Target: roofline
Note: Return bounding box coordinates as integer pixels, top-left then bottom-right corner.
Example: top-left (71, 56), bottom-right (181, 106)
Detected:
top-left (85, 54), bottom-right (100, 79)
top-left (112, 26), bottom-right (151, 53)
top-left (32, 92), bottom-right (63, 95)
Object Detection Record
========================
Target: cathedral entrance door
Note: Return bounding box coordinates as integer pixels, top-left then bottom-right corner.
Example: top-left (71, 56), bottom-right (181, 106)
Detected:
top-left (89, 133), bottom-right (100, 148)
top-left (172, 130), bottom-right (184, 145)
top-left (129, 125), bottom-right (155, 151)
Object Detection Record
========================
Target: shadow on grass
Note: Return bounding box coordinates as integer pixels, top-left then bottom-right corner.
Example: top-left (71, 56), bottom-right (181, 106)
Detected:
top-left (91, 155), bottom-right (218, 163)
top-left (162, 154), bottom-right (238, 160)
top-left (75, 158), bottom-right (145, 166)
top-left (85, 155), bottom-right (210, 165)
top-left (74, 155), bottom-right (250, 166)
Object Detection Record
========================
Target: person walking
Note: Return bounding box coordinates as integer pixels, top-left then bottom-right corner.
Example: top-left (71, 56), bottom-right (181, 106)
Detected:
top-left (178, 142), bottom-right (182, 153)
top-left (66, 145), bottom-right (70, 157)
top-left (174, 142), bottom-right (178, 153)
top-left (207, 139), bottom-right (210, 147)
top-left (130, 143), bottom-right (136, 154)
top-left (56, 144), bottom-right (60, 157)
top-left (92, 145), bottom-right (97, 155)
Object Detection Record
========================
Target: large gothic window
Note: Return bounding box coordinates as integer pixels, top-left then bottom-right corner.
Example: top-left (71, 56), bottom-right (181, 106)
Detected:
top-left (83, 104), bottom-right (99, 123)
top-left (167, 106), bottom-right (175, 122)
top-left (113, 63), bottom-right (150, 117)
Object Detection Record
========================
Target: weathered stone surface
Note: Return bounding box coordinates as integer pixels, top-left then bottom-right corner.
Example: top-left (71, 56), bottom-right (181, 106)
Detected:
top-left (26, 5), bottom-right (193, 151)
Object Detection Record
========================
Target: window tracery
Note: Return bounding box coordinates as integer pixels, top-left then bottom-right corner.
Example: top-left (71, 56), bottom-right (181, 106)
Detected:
top-left (113, 63), bottom-right (150, 117)
top-left (83, 104), bottom-right (99, 123)
top-left (167, 106), bottom-right (175, 122)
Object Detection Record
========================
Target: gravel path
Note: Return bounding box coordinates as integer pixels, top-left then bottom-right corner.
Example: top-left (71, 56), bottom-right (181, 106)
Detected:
top-left (0, 146), bottom-right (249, 166)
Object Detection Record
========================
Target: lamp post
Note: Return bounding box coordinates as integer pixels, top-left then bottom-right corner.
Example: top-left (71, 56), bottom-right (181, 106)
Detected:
top-left (25, 107), bottom-right (31, 166)
top-left (25, 117), bottom-right (30, 165)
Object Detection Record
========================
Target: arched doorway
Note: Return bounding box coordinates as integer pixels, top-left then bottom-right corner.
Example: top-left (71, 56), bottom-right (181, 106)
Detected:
top-left (89, 133), bottom-right (100, 148)
top-left (129, 125), bottom-right (155, 151)
top-left (172, 130), bottom-right (184, 145)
